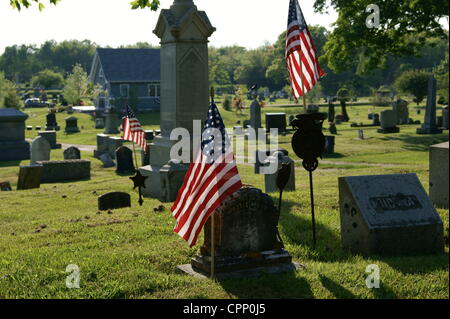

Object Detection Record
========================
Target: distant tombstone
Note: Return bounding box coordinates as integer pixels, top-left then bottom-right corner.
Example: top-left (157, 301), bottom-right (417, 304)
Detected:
top-left (429, 142), bottom-right (449, 209)
top-left (377, 110), bottom-right (399, 133)
top-left (266, 113), bottom-right (287, 133)
top-left (339, 173), bottom-right (444, 255)
top-left (160, 160), bottom-right (189, 202)
top-left (45, 112), bottom-right (60, 131)
top-left (35, 126), bottom-right (41, 131)
top-left (0, 108), bottom-right (30, 161)
top-left (307, 104), bottom-right (319, 113)
top-left (141, 149), bottom-right (150, 166)
top-left (417, 77), bottom-right (442, 134)
top-left (191, 187), bottom-right (293, 275)
top-left (233, 126), bottom-right (243, 135)
top-left (368, 113), bottom-right (374, 120)
top-left (372, 113), bottom-right (380, 126)
top-left (94, 134), bottom-right (110, 158)
top-left (63, 146), bottom-right (81, 160)
top-left (328, 123), bottom-right (337, 135)
top-left (99, 153), bottom-right (115, 168)
top-left (323, 136), bottom-right (335, 155)
top-left (115, 146), bottom-right (135, 174)
top-left (64, 116), bottom-right (80, 133)
top-left (17, 164), bottom-right (43, 190)
top-left (98, 192), bottom-right (131, 211)
top-left (30, 136), bottom-right (51, 164)
top-left (27, 126), bottom-right (33, 131)
top-left (264, 151), bottom-right (295, 193)
top-left (0, 181), bottom-right (12, 191)
top-left (250, 100), bottom-right (261, 130)
top-left (104, 111), bottom-right (119, 134)
top-left (358, 129), bottom-right (364, 140)
top-left (38, 131), bottom-right (61, 149)
top-left (144, 130), bottom-right (155, 141)
top-left (95, 117), bottom-right (105, 129)
top-left (392, 99), bottom-right (409, 124)
top-left (243, 120), bottom-right (251, 129)
top-left (37, 160), bottom-right (90, 183)
top-left (328, 99), bottom-right (335, 122)
top-left (442, 106), bottom-right (449, 129)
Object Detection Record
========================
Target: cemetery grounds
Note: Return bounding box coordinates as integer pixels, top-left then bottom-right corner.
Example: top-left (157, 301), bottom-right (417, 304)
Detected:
top-left (0, 103), bottom-right (448, 299)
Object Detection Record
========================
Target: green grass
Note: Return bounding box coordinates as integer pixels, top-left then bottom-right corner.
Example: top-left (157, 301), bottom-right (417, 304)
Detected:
top-left (0, 104), bottom-right (448, 299)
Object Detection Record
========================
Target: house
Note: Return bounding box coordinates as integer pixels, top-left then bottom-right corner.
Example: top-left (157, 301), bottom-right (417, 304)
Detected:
top-left (89, 48), bottom-right (161, 112)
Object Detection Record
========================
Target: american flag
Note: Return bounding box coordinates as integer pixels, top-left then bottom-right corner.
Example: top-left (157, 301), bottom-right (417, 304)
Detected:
top-left (122, 105), bottom-right (147, 151)
top-left (286, 0), bottom-right (325, 98)
top-left (171, 101), bottom-right (242, 247)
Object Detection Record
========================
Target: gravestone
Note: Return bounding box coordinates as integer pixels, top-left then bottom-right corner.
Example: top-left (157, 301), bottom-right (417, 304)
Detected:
top-left (250, 99), bottom-right (261, 130)
top-left (372, 113), bottom-right (380, 126)
top-left (45, 112), bottom-right (60, 131)
top-left (95, 117), bottom-right (105, 129)
top-left (358, 129), bottom-right (364, 140)
top-left (264, 151), bottom-right (295, 193)
top-left (377, 110), bottom-right (399, 133)
top-left (108, 137), bottom-right (124, 159)
top-left (233, 126), bottom-right (244, 135)
top-left (104, 110), bottom-right (119, 134)
top-left (441, 106), bottom-right (448, 130)
top-left (328, 99), bottom-right (335, 122)
top-left (328, 122), bottom-right (337, 135)
top-left (324, 135), bottom-right (335, 155)
top-left (0, 181), bottom-right (12, 191)
top-left (160, 160), bottom-right (189, 202)
top-left (307, 104), bottom-right (319, 113)
top-left (99, 153), bottom-right (115, 168)
top-left (392, 99), bottom-right (409, 124)
top-left (35, 126), bottom-right (41, 130)
top-left (30, 136), bottom-right (51, 164)
top-left (189, 187), bottom-right (296, 276)
top-left (27, 126), bottom-right (33, 131)
top-left (37, 160), bottom-right (91, 183)
top-left (63, 146), bottom-right (81, 160)
top-left (243, 120), bottom-right (251, 129)
top-left (141, 130), bottom-right (154, 166)
top-left (417, 77), bottom-right (442, 134)
top-left (266, 113), bottom-right (287, 133)
top-left (0, 108), bottom-right (30, 161)
top-left (140, 0), bottom-right (216, 201)
top-left (339, 173), bottom-right (444, 255)
top-left (429, 142), bottom-right (449, 209)
top-left (115, 146), bottom-right (135, 174)
top-left (94, 134), bottom-right (110, 158)
top-left (17, 164), bottom-right (43, 190)
top-left (64, 116), bottom-right (80, 133)
top-left (38, 131), bottom-right (61, 149)
top-left (98, 192), bottom-right (131, 211)
top-left (288, 115), bottom-right (295, 126)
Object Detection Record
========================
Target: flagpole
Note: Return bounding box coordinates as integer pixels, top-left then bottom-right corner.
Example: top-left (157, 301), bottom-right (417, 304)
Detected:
top-left (209, 86), bottom-right (216, 279)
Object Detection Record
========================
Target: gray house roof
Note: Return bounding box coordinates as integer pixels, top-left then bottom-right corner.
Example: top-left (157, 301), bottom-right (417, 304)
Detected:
top-left (95, 48), bottom-right (160, 83)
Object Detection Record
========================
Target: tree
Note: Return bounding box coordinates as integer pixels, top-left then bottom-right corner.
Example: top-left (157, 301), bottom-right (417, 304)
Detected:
top-left (62, 64), bottom-right (89, 106)
top-left (395, 70), bottom-right (432, 105)
top-left (0, 73), bottom-right (21, 109)
top-left (10, 0), bottom-right (160, 11)
top-left (31, 69), bottom-right (64, 88)
top-left (314, 0), bottom-right (449, 73)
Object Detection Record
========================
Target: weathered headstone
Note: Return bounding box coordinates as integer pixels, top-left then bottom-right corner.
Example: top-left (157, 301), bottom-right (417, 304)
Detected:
top-left (0, 181), bottom-right (12, 191)
top-left (160, 160), bottom-right (189, 202)
top-left (264, 151), bottom-right (295, 193)
top-left (38, 131), bottom-right (61, 149)
top-left (0, 108), bottom-right (30, 161)
top-left (324, 135), bottom-right (335, 155)
top-left (339, 173), bottom-right (444, 255)
top-left (250, 99), bottom-right (261, 130)
top-left (45, 112), bottom-right (60, 131)
top-left (115, 146), bottom-right (135, 174)
top-left (358, 129), bottom-right (364, 140)
top-left (189, 187), bottom-right (296, 276)
top-left (266, 113), bottom-right (287, 133)
top-left (30, 136), bottom-right (51, 164)
top-left (95, 117), bottom-right (105, 129)
top-left (392, 99), bottom-right (409, 124)
top-left (104, 110), bottom-right (119, 134)
top-left (94, 134), bottom-right (110, 158)
top-left (63, 146), bottom-right (81, 160)
top-left (99, 153), bottom-right (115, 168)
top-left (64, 116), bottom-right (80, 133)
top-left (108, 137), bottom-right (124, 159)
top-left (372, 113), bottom-right (380, 126)
top-left (377, 110), bottom-right (399, 133)
top-left (307, 104), bottom-right (319, 113)
top-left (429, 142), bottom-right (448, 209)
top-left (17, 164), bottom-right (43, 190)
top-left (98, 192), bottom-right (131, 211)
top-left (37, 160), bottom-right (91, 183)
top-left (417, 77), bottom-right (443, 134)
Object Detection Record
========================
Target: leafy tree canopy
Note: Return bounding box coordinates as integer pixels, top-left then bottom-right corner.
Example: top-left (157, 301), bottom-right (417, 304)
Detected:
top-left (9, 0), bottom-right (160, 11)
top-left (394, 69), bottom-right (433, 105)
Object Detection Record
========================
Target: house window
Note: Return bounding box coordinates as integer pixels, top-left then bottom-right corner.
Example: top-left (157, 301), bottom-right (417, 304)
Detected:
top-left (148, 84), bottom-right (160, 98)
top-left (120, 84), bottom-right (129, 98)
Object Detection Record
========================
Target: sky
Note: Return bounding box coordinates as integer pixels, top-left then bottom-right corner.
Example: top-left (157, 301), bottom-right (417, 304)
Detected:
top-left (0, 0), bottom-right (338, 54)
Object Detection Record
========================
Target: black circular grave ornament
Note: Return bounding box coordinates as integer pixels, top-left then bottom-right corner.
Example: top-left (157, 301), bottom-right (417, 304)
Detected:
top-left (291, 113), bottom-right (326, 172)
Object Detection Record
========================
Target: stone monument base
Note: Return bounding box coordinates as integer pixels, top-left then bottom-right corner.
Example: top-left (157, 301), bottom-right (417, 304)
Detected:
top-left (377, 127), bottom-right (400, 134)
top-left (0, 141), bottom-right (30, 161)
top-left (416, 127), bottom-right (443, 134)
top-left (45, 125), bottom-right (60, 131)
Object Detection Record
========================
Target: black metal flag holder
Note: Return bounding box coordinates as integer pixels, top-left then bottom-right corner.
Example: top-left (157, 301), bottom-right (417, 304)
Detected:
top-left (290, 112), bottom-right (326, 246)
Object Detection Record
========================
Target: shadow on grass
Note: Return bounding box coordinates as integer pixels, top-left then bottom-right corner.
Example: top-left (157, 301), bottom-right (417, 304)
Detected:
top-left (218, 271), bottom-right (313, 299)
top-left (380, 134), bottom-right (448, 152)
top-left (323, 152), bottom-right (345, 159)
top-left (319, 275), bottom-right (356, 299)
top-left (371, 282), bottom-right (398, 299)
top-left (0, 160), bottom-right (22, 168)
top-left (378, 252), bottom-right (449, 275)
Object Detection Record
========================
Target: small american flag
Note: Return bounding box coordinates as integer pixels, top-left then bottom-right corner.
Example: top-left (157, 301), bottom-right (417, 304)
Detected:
top-left (171, 101), bottom-right (242, 247)
top-left (122, 105), bottom-right (147, 151)
top-left (286, 0), bottom-right (325, 98)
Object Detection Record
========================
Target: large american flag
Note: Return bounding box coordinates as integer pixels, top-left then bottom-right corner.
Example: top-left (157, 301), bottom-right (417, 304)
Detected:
top-left (171, 101), bottom-right (242, 247)
top-left (286, 0), bottom-right (325, 98)
top-left (122, 105), bottom-right (147, 151)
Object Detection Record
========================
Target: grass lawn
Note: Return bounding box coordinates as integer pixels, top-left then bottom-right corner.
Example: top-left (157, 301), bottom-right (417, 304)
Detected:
top-left (0, 103), bottom-right (448, 299)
